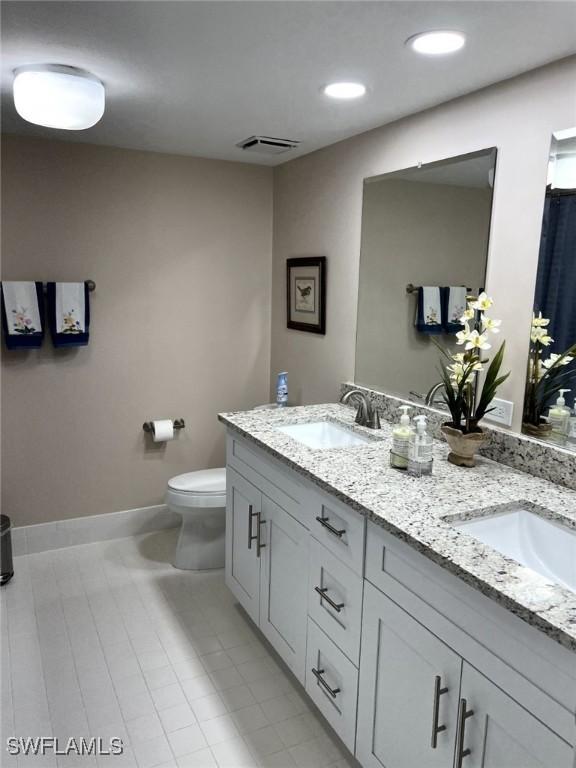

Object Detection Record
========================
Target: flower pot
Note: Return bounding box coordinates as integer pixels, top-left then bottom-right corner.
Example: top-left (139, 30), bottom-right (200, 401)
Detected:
top-left (522, 421), bottom-right (553, 439)
top-left (441, 424), bottom-right (487, 468)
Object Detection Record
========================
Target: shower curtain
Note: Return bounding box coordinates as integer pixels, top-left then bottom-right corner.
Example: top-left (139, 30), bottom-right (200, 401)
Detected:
top-left (534, 190), bottom-right (576, 408)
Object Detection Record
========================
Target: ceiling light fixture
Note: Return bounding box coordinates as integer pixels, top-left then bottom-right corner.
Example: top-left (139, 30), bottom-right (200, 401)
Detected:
top-left (13, 64), bottom-right (105, 130)
top-left (407, 30), bottom-right (466, 56)
top-left (323, 82), bottom-right (366, 100)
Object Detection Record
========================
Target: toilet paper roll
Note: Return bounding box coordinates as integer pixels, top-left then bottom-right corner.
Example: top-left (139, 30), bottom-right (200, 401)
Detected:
top-left (151, 419), bottom-right (174, 442)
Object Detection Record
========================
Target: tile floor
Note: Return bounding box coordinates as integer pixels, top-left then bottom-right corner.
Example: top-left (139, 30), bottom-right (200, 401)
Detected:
top-left (1, 530), bottom-right (356, 768)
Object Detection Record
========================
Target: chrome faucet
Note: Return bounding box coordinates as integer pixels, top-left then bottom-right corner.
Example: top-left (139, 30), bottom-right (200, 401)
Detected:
top-left (340, 389), bottom-right (381, 429)
top-left (424, 382), bottom-right (446, 407)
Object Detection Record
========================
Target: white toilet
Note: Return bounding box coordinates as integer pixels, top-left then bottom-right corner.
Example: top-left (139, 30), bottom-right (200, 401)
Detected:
top-left (165, 468), bottom-right (226, 570)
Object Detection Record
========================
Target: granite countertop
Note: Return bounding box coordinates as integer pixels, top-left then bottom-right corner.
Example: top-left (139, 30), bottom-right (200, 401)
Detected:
top-left (219, 403), bottom-right (576, 652)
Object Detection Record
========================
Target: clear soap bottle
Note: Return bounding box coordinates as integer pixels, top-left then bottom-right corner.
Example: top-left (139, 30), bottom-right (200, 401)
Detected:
top-left (407, 415), bottom-right (433, 477)
top-left (548, 389), bottom-right (571, 437)
top-left (390, 405), bottom-right (412, 470)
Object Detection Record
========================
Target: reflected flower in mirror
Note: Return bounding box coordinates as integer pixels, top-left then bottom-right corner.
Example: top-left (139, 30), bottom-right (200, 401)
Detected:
top-left (523, 313), bottom-right (576, 436)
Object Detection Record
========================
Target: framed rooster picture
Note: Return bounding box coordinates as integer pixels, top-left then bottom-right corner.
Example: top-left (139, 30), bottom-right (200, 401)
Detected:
top-left (286, 256), bottom-right (326, 334)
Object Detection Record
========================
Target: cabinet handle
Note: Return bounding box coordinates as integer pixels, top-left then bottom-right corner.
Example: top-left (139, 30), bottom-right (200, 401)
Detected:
top-left (315, 515), bottom-right (346, 538)
top-left (314, 586), bottom-right (344, 613)
top-left (248, 505), bottom-right (258, 550)
top-left (256, 512), bottom-right (266, 558)
top-left (311, 667), bottom-right (341, 699)
top-left (430, 675), bottom-right (449, 748)
top-left (454, 698), bottom-right (474, 768)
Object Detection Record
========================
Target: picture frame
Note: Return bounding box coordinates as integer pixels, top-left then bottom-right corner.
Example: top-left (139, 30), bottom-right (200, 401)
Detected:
top-left (286, 256), bottom-right (326, 335)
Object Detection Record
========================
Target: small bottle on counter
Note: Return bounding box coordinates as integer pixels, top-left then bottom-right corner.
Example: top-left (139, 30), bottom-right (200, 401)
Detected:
top-left (276, 372), bottom-right (288, 407)
top-left (390, 405), bottom-right (413, 470)
top-left (407, 415), bottom-right (433, 477)
top-left (548, 389), bottom-right (571, 438)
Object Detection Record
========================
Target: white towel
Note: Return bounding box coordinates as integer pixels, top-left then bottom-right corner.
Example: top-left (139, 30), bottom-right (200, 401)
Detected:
top-left (2, 281), bottom-right (42, 335)
top-left (446, 286), bottom-right (468, 329)
top-left (55, 282), bottom-right (86, 334)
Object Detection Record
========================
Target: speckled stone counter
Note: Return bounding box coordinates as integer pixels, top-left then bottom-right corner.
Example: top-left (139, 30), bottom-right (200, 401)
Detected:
top-left (219, 403), bottom-right (576, 652)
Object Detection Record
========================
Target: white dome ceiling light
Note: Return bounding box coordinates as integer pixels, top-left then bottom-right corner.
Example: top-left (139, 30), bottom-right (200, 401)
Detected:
top-left (13, 64), bottom-right (105, 130)
top-left (323, 81), bottom-right (366, 100)
top-left (407, 30), bottom-right (466, 56)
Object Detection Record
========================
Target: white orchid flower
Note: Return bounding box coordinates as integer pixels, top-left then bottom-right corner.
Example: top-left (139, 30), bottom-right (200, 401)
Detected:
top-left (452, 352), bottom-right (465, 363)
top-left (530, 327), bottom-right (554, 346)
top-left (532, 311), bottom-right (550, 328)
top-left (460, 308), bottom-right (475, 322)
top-left (542, 353), bottom-right (574, 369)
top-left (455, 323), bottom-right (471, 346)
top-left (481, 315), bottom-right (501, 334)
top-left (464, 330), bottom-right (491, 351)
top-left (469, 292), bottom-right (493, 312)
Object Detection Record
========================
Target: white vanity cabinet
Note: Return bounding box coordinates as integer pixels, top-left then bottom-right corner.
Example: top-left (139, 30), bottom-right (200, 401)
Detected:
top-left (357, 583), bottom-right (462, 768)
top-left (357, 583), bottom-right (573, 768)
top-left (225, 431), bottom-right (576, 768)
top-left (225, 439), bottom-right (310, 682)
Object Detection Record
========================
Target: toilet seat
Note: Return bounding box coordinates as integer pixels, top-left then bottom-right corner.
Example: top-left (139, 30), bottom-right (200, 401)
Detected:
top-left (166, 468), bottom-right (226, 508)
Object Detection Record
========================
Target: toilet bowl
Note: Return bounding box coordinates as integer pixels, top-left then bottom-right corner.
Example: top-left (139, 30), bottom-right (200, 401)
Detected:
top-left (165, 468), bottom-right (226, 570)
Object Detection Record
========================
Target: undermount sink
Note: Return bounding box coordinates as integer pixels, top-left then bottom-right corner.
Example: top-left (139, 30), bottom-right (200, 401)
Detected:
top-left (453, 509), bottom-right (576, 593)
top-left (276, 420), bottom-right (372, 449)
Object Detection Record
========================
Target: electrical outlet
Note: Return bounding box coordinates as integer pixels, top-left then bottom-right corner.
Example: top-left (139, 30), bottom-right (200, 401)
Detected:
top-left (485, 397), bottom-right (514, 427)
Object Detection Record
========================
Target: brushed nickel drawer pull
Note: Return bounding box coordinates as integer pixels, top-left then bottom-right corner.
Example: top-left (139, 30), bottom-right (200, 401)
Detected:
top-left (315, 515), bottom-right (346, 538)
top-left (256, 512), bottom-right (266, 558)
top-left (314, 586), bottom-right (344, 613)
top-left (454, 698), bottom-right (474, 768)
top-left (248, 504), bottom-right (258, 550)
top-left (430, 675), bottom-right (449, 748)
top-left (311, 667), bottom-right (340, 699)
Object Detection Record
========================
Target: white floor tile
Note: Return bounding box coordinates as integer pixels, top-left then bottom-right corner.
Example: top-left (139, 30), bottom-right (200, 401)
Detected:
top-left (2, 532), bottom-right (345, 768)
top-left (158, 703), bottom-right (197, 734)
top-left (199, 713), bottom-right (240, 746)
top-left (167, 724), bottom-right (208, 757)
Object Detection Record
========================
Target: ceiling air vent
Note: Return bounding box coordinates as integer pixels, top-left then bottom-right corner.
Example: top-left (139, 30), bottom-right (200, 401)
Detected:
top-left (236, 136), bottom-right (300, 155)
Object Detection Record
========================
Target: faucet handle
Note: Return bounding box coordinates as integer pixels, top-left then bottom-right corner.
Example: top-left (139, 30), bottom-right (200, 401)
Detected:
top-left (368, 407), bottom-right (381, 430)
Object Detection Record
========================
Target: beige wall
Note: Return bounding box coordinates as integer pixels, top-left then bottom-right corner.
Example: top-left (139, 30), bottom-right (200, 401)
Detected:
top-left (271, 57), bottom-right (576, 430)
top-left (356, 179), bottom-right (491, 398)
top-left (1, 136), bottom-right (273, 525)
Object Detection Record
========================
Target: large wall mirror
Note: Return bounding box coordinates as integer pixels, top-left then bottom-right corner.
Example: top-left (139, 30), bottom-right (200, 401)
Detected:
top-left (522, 128), bottom-right (576, 449)
top-left (355, 148), bottom-right (497, 407)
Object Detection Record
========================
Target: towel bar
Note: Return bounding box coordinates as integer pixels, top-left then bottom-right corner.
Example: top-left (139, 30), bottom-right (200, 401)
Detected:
top-left (143, 419), bottom-right (185, 433)
top-left (406, 283), bottom-right (472, 295)
top-left (41, 280), bottom-right (96, 292)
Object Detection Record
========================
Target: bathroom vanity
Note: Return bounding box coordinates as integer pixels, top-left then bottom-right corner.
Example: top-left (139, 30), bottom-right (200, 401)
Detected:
top-left (219, 404), bottom-right (576, 768)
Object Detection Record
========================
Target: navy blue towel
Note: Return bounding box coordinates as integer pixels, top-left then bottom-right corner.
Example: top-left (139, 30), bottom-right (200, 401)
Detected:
top-left (47, 282), bottom-right (90, 347)
top-left (442, 286), bottom-right (468, 334)
top-left (1, 281), bottom-right (45, 349)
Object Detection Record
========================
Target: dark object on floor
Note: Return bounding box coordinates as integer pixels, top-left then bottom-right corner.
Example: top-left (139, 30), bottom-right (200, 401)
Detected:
top-left (1, 514), bottom-right (14, 585)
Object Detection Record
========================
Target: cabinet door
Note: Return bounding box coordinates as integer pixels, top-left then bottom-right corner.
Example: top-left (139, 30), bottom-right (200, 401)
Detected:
top-left (457, 663), bottom-right (573, 768)
top-left (357, 582), bottom-right (462, 768)
top-left (259, 495), bottom-right (309, 683)
top-left (225, 467), bottom-right (262, 624)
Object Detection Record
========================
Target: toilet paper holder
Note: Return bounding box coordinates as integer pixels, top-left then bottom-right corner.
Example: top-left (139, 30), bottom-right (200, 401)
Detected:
top-left (143, 419), bottom-right (185, 434)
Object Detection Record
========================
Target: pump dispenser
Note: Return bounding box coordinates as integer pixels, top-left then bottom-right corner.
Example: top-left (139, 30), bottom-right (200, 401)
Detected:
top-left (548, 389), bottom-right (571, 437)
top-left (407, 415), bottom-right (433, 477)
top-left (390, 405), bottom-right (412, 469)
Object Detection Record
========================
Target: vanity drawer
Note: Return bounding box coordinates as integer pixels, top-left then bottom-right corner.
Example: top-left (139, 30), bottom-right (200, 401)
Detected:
top-left (308, 489), bottom-right (365, 575)
top-left (308, 538), bottom-right (363, 665)
top-left (305, 618), bottom-right (359, 754)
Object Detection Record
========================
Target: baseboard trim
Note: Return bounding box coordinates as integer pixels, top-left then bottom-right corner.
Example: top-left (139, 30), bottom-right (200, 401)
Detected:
top-left (11, 504), bottom-right (180, 556)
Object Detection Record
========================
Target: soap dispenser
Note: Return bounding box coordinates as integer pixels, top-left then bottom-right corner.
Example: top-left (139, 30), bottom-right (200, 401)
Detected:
top-left (548, 389), bottom-right (571, 437)
top-left (390, 405), bottom-right (412, 470)
top-left (407, 415), bottom-right (433, 477)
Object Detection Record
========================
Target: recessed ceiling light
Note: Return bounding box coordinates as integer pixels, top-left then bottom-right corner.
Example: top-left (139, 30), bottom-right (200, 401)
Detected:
top-left (407, 30), bottom-right (466, 56)
top-left (323, 82), bottom-right (366, 100)
top-left (13, 64), bottom-right (105, 130)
